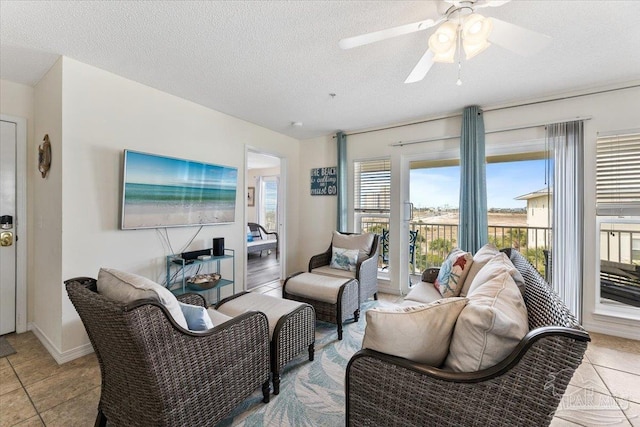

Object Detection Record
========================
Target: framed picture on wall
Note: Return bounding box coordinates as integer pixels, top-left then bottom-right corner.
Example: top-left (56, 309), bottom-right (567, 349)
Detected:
top-left (247, 187), bottom-right (255, 206)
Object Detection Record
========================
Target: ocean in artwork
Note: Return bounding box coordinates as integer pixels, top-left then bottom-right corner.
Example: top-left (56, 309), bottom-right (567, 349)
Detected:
top-left (121, 151), bottom-right (238, 229)
top-left (123, 183), bottom-right (237, 228)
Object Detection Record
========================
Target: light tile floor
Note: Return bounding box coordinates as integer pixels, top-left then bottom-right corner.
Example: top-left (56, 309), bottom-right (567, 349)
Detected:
top-left (1, 286), bottom-right (638, 426)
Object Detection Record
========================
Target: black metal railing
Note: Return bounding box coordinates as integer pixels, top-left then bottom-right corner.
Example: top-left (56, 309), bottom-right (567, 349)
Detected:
top-left (360, 218), bottom-right (551, 277)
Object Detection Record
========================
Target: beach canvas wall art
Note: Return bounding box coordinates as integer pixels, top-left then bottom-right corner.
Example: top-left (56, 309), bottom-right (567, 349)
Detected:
top-left (121, 150), bottom-right (238, 229)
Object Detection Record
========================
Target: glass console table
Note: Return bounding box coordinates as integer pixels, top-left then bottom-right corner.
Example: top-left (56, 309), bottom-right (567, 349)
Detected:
top-left (166, 249), bottom-right (235, 305)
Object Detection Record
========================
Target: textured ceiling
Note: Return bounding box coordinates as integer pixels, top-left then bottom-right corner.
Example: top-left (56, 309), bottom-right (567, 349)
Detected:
top-left (1, 1), bottom-right (640, 140)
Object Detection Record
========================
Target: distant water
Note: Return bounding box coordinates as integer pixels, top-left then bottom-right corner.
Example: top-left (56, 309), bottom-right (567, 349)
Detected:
top-left (124, 183), bottom-right (235, 206)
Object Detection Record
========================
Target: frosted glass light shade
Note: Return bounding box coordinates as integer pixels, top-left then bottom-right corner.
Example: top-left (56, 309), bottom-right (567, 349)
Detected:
top-left (462, 14), bottom-right (493, 59)
top-left (429, 21), bottom-right (458, 63)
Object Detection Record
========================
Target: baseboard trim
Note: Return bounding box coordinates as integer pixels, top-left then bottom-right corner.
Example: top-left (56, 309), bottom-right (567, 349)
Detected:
top-left (28, 322), bottom-right (94, 364)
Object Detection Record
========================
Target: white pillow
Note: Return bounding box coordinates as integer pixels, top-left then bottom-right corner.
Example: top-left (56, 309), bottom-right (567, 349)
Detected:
top-left (332, 231), bottom-right (374, 262)
top-left (467, 252), bottom-right (525, 296)
top-left (460, 243), bottom-right (500, 297)
top-left (444, 269), bottom-right (528, 372)
top-left (330, 246), bottom-right (359, 271)
top-left (179, 302), bottom-right (214, 331)
top-left (362, 297), bottom-right (467, 365)
top-left (97, 268), bottom-right (189, 330)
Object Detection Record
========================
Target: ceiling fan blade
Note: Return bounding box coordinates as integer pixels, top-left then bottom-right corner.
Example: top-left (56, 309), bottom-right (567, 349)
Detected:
top-left (339, 19), bottom-right (438, 50)
top-left (404, 49), bottom-right (435, 84)
top-left (488, 17), bottom-right (552, 56)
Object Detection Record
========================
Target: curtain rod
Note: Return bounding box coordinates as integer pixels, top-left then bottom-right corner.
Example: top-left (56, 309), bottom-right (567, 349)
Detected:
top-left (390, 116), bottom-right (593, 147)
top-left (334, 83), bottom-right (639, 138)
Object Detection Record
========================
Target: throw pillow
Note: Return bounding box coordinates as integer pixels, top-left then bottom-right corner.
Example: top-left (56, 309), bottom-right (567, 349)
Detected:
top-left (331, 231), bottom-right (375, 263)
top-left (467, 252), bottom-right (526, 296)
top-left (179, 302), bottom-right (214, 331)
top-left (330, 246), bottom-right (359, 271)
top-left (97, 268), bottom-right (189, 329)
top-left (362, 297), bottom-right (467, 365)
top-left (459, 243), bottom-right (500, 297)
top-left (434, 248), bottom-right (473, 298)
top-left (444, 269), bottom-right (528, 372)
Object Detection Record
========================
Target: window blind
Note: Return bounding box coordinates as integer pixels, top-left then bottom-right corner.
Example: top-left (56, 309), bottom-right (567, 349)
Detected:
top-left (596, 132), bottom-right (640, 215)
top-left (354, 159), bottom-right (391, 213)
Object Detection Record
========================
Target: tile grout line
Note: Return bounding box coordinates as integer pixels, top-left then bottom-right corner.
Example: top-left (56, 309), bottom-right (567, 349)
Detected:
top-left (6, 356), bottom-right (47, 426)
top-left (579, 361), bottom-right (636, 424)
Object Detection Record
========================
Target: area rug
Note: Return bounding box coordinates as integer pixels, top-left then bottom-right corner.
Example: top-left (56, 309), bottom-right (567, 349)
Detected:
top-left (0, 336), bottom-right (16, 358)
top-left (218, 300), bottom-right (380, 427)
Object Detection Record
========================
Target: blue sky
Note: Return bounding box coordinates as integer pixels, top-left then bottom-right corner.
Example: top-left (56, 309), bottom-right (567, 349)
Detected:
top-left (410, 159), bottom-right (550, 209)
top-left (125, 150), bottom-right (237, 189)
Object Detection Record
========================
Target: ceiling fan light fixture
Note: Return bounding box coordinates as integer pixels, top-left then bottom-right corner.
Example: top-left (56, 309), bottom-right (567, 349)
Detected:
top-left (429, 21), bottom-right (458, 63)
top-left (461, 14), bottom-right (493, 59)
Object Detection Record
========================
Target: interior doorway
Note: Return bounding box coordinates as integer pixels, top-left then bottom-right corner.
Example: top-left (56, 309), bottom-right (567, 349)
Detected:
top-left (246, 150), bottom-right (283, 290)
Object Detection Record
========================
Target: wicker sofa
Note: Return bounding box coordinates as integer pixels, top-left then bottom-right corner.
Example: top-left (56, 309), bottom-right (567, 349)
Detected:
top-left (66, 277), bottom-right (271, 427)
top-left (346, 248), bottom-right (590, 427)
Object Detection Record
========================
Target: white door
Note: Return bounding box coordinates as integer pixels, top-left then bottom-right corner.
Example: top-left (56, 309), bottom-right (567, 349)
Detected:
top-left (0, 120), bottom-right (17, 335)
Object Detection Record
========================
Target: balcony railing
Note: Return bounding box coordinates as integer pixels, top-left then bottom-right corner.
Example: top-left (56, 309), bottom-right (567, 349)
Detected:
top-left (360, 218), bottom-right (550, 277)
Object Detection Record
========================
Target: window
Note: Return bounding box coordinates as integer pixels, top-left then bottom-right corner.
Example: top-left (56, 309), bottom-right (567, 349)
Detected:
top-left (596, 131), bottom-right (640, 216)
top-left (354, 159), bottom-right (391, 214)
top-left (596, 131), bottom-right (640, 310)
top-left (354, 159), bottom-right (390, 272)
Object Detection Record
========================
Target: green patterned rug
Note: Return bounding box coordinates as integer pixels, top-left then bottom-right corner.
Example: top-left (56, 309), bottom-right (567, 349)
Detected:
top-left (218, 300), bottom-right (378, 427)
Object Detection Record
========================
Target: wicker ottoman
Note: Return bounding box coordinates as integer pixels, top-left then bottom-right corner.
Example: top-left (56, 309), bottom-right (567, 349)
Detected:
top-left (283, 272), bottom-right (359, 341)
top-left (216, 291), bottom-right (315, 395)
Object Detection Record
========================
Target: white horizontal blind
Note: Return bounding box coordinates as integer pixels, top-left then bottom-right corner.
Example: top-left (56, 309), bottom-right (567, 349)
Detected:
top-left (354, 159), bottom-right (391, 213)
top-left (596, 132), bottom-right (640, 215)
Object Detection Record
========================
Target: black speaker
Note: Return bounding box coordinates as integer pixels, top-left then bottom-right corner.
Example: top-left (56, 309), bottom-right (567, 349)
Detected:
top-left (212, 238), bottom-right (225, 256)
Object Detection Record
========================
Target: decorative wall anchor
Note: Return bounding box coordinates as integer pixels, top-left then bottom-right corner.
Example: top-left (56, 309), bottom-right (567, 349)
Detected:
top-left (38, 134), bottom-right (52, 178)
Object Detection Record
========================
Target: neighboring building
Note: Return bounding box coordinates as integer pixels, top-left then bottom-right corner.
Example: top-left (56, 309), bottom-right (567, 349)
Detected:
top-left (515, 188), bottom-right (552, 248)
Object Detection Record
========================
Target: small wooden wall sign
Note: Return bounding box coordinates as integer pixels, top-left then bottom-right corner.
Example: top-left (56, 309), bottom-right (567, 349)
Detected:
top-left (310, 167), bottom-right (337, 196)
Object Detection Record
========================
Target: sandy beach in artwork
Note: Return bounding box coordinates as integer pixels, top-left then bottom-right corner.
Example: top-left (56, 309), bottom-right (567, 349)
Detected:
top-left (123, 202), bottom-right (235, 229)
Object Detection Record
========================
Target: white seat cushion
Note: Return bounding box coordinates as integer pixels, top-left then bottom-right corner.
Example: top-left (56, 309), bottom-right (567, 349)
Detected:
top-left (206, 308), bottom-right (233, 327)
top-left (216, 292), bottom-right (305, 338)
top-left (285, 272), bottom-right (353, 304)
top-left (362, 298), bottom-right (467, 365)
top-left (310, 265), bottom-right (356, 280)
top-left (97, 268), bottom-right (189, 330)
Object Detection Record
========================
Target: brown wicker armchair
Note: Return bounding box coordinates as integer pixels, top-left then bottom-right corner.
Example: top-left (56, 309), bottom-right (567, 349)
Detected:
top-left (346, 249), bottom-right (590, 427)
top-left (308, 232), bottom-right (379, 303)
top-left (65, 277), bottom-right (271, 427)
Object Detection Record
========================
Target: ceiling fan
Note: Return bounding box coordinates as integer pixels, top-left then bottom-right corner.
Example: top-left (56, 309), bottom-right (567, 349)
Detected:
top-left (339, 0), bottom-right (551, 84)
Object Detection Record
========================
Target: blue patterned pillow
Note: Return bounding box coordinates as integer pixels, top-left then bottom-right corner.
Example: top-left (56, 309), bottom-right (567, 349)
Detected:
top-left (434, 248), bottom-right (474, 298)
top-left (330, 247), bottom-right (359, 271)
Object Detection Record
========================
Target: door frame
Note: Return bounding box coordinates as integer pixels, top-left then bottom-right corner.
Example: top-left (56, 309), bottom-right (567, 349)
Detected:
top-left (244, 146), bottom-right (286, 289)
top-left (1, 114), bottom-right (27, 333)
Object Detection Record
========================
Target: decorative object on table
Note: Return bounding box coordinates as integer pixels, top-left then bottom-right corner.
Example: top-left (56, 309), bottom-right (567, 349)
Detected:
top-left (186, 273), bottom-right (221, 290)
top-left (38, 134), bottom-right (52, 178)
top-left (310, 166), bottom-right (337, 196)
top-left (247, 186), bottom-right (255, 206)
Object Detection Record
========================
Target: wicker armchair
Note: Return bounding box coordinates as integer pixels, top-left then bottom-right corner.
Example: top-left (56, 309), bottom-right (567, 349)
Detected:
top-left (346, 249), bottom-right (590, 427)
top-left (308, 232), bottom-right (379, 303)
top-left (65, 277), bottom-right (271, 427)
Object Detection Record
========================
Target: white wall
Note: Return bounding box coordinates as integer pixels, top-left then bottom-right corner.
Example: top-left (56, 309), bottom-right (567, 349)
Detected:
top-left (24, 57), bottom-right (301, 359)
top-left (299, 84), bottom-right (640, 338)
